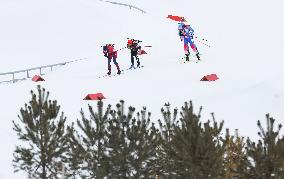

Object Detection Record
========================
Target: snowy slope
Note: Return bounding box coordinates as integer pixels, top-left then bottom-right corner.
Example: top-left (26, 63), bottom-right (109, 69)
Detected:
top-left (0, 0), bottom-right (284, 178)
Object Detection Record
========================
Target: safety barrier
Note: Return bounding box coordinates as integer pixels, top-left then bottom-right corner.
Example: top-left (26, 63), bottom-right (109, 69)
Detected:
top-left (0, 58), bottom-right (87, 84)
top-left (104, 0), bottom-right (146, 13)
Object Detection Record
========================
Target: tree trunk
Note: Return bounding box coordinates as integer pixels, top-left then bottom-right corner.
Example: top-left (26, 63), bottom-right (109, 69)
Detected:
top-left (42, 164), bottom-right (47, 179)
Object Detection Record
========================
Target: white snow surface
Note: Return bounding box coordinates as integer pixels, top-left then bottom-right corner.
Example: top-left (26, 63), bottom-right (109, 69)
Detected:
top-left (0, 0), bottom-right (284, 178)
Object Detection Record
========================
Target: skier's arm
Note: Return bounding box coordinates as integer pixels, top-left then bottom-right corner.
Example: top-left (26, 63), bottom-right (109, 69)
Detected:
top-left (137, 45), bottom-right (142, 53)
top-left (189, 26), bottom-right (194, 34)
top-left (189, 26), bottom-right (195, 38)
top-left (103, 50), bottom-right (108, 57)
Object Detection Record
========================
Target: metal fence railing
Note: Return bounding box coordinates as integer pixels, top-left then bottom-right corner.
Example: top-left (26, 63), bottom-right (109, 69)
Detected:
top-left (0, 58), bottom-right (87, 84)
top-left (103, 0), bottom-right (146, 13)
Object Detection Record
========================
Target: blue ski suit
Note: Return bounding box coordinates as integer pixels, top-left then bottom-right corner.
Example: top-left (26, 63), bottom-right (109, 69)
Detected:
top-left (179, 24), bottom-right (198, 54)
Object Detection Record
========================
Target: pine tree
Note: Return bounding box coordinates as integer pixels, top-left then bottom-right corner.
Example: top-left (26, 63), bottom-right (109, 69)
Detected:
top-left (159, 101), bottom-right (225, 178)
top-left (223, 129), bottom-right (250, 178)
top-left (68, 100), bottom-right (111, 178)
top-left (12, 85), bottom-right (73, 179)
top-left (127, 106), bottom-right (160, 178)
top-left (105, 100), bottom-right (134, 178)
top-left (157, 102), bottom-right (179, 178)
top-left (106, 100), bottom-right (160, 178)
top-left (246, 114), bottom-right (284, 178)
top-left (276, 137), bottom-right (284, 178)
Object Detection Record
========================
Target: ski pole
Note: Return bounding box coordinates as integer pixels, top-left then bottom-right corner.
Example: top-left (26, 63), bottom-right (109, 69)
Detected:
top-left (194, 36), bottom-right (209, 42)
top-left (194, 37), bottom-right (211, 48)
top-left (101, 45), bottom-right (127, 53)
top-left (117, 46), bottom-right (127, 51)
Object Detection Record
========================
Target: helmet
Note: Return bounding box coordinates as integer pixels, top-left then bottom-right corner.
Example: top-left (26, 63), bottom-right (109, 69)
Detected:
top-left (128, 39), bottom-right (133, 45)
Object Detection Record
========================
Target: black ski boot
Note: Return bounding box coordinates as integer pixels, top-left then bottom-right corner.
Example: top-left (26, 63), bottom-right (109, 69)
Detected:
top-left (185, 54), bottom-right (189, 61)
top-left (129, 64), bottom-right (135, 69)
top-left (137, 61), bottom-right (141, 68)
top-left (116, 64), bottom-right (121, 75)
top-left (107, 65), bottom-right (111, 75)
top-left (185, 50), bottom-right (190, 61)
top-left (196, 52), bottom-right (201, 61)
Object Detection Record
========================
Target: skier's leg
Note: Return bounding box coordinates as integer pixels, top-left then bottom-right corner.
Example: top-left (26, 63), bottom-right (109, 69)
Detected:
top-left (184, 38), bottom-right (190, 61)
top-left (188, 39), bottom-right (200, 60)
top-left (190, 43), bottom-right (197, 52)
top-left (113, 56), bottom-right (118, 66)
top-left (130, 51), bottom-right (135, 68)
top-left (113, 57), bottom-right (121, 74)
top-left (190, 42), bottom-right (200, 60)
top-left (184, 38), bottom-right (190, 55)
top-left (107, 58), bottom-right (111, 75)
top-left (135, 55), bottom-right (140, 67)
top-left (188, 38), bottom-right (198, 53)
top-left (195, 50), bottom-right (201, 60)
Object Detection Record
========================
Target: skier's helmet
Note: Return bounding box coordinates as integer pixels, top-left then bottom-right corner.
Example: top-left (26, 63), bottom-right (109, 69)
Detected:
top-left (127, 39), bottom-right (134, 48)
top-left (128, 39), bottom-right (133, 46)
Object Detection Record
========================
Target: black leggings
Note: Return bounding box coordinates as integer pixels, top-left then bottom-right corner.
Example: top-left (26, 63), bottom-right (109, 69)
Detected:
top-left (131, 55), bottom-right (140, 65)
